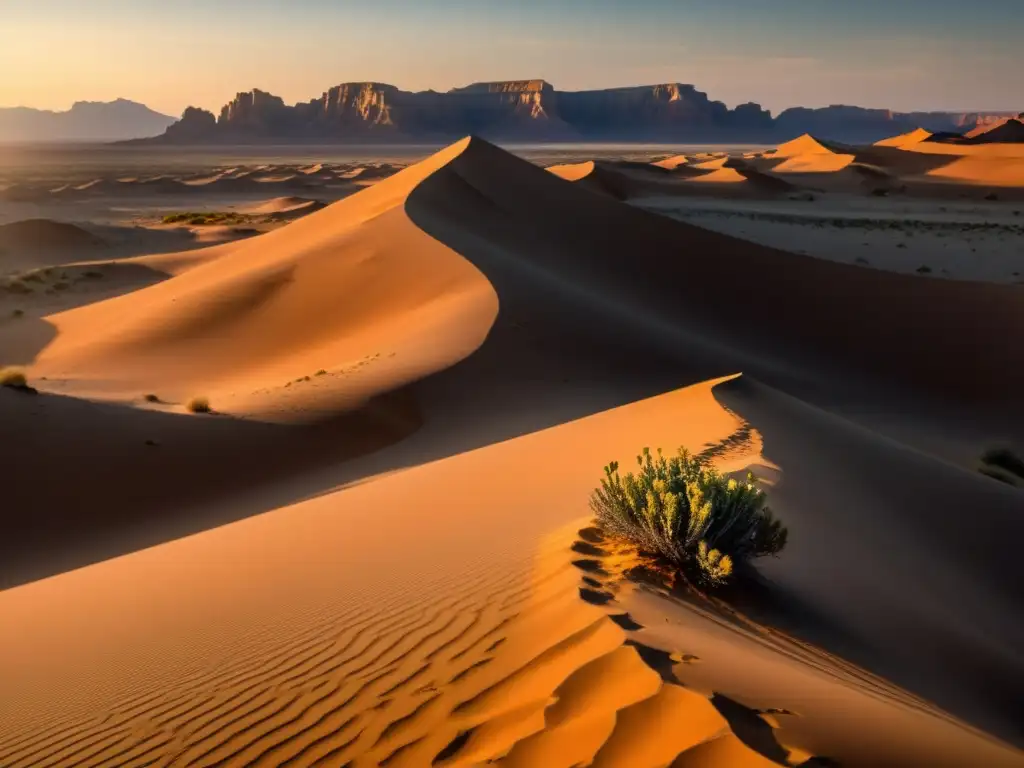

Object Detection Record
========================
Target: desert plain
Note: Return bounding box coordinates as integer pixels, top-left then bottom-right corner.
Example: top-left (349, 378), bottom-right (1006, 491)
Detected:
top-left (1, 124), bottom-right (1023, 767)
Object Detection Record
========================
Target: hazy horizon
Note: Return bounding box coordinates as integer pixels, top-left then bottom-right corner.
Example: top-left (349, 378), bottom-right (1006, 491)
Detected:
top-left (2, 0), bottom-right (1021, 117)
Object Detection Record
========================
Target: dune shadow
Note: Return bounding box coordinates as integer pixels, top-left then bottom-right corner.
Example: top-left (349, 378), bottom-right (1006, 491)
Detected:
top-left (709, 373), bottom-right (1024, 749)
top-left (710, 694), bottom-right (792, 764)
top-left (0, 387), bottom-right (420, 588)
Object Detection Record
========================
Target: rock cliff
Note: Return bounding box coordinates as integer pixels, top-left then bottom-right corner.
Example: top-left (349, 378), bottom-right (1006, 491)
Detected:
top-left (136, 81), bottom-right (1018, 144)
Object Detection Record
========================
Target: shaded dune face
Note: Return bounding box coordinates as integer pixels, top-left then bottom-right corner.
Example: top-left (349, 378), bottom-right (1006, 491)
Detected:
top-left (409, 137), bottom-right (1024, 407)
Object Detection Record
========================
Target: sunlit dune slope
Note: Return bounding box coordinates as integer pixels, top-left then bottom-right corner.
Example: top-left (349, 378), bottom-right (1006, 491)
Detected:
top-left (27, 140), bottom-right (499, 415)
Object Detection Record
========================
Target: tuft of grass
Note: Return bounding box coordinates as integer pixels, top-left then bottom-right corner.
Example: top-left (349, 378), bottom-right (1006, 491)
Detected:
top-left (916, 265), bottom-right (932, 274)
top-left (144, 393), bottom-right (160, 403)
top-left (0, 367), bottom-right (28, 388)
top-left (3, 280), bottom-right (32, 294)
top-left (315, 369), bottom-right (327, 376)
top-left (591, 447), bottom-right (787, 586)
top-left (979, 447), bottom-right (1024, 487)
top-left (162, 211), bottom-right (248, 226)
top-left (187, 396), bottom-right (211, 413)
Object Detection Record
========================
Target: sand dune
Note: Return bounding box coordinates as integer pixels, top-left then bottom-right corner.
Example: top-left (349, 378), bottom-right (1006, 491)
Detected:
top-left (0, 218), bottom-right (102, 253)
top-left (3, 136), bottom-right (1024, 766)
top-left (4, 374), bottom-right (1020, 767)
top-left (241, 196), bottom-right (327, 218)
top-left (966, 118), bottom-right (1024, 143)
top-left (763, 134), bottom-right (856, 173)
top-left (25, 142), bottom-right (498, 416)
top-left (874, 127), bottom-right (934, 148)
top-left (546, 161), bottom-right (644, 200)
top-left (650, 154), bottom-right (689, 170)
top-left (926, 155), bottom-right (1024, 186)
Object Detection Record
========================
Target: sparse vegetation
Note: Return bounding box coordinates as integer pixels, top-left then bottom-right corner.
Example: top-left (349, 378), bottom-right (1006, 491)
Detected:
top-left (187, 396), bottom-right (211, 413)
top-left (0, 367), bottom-right (28, 389)
top-left (979, 447), bottom-right (1024, 487)
top-left (3, 279), bottom-right (32, 294)
top-left (590, 447), bottom-right (788, 586)
top-left (162, 211), bottom-right (249, 226)
top-left (916, 264), bottom-right (932, 273)
top-left (144, 393), bottom-right (160, 403)
top-left (11, 308), bottom-right (24, 318)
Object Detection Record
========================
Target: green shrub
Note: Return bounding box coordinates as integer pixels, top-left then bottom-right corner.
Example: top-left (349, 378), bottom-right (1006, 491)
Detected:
top-left (979, 447), bottom-right (1024, 486)
top-left (981, 447), bottom-right (1024, 480)
top-left (0, 367), bottom-right (28, 388)
top-left (590, 447), bottom-right (787, 585)
top-left (187, 396), bottom-right (211, 413)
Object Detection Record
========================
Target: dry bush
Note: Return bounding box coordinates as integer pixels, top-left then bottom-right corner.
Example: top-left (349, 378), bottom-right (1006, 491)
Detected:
top-left (591, 447), bottom-right (787, 586)
top-left (979, 447), bottom-right (1024, 487)
top-left (187, 396), bottom-right (211, 413)
top-left (0, 367), bottom-right (28, 388)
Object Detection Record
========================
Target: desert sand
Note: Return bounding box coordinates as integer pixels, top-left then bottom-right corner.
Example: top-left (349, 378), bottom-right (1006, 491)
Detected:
top-left (1, 133), bottom-right (1023, 767)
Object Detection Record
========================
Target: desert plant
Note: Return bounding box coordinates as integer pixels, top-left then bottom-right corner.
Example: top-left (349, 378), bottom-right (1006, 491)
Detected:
top-left (0, 367), bottom-right (28, 388)
top-left (590, 447), bottom-right (787, 585)
top-left (187, 396), bottom-right (211, 413)
top-left (979, 447), bottom-right (1024, 486)
top-left (144, 393), bottom-right (160, 403)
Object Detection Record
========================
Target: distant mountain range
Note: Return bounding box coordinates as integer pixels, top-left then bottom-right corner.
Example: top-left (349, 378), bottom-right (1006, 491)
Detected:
top-left (132, 81), bottom-right (1020, 146)
top-left (0, 99), bottom-right (176, 143)
top-left (8, 85), bottom-right (1018, 145)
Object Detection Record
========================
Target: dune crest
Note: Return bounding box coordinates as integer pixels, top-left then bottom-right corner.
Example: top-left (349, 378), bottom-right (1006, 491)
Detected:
top-left (28, 139), bottom-right (498, 418)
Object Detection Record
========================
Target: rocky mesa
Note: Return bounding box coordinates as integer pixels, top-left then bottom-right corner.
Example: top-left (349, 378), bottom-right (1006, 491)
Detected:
top-left (138, 80), bottom-right (1018, 144)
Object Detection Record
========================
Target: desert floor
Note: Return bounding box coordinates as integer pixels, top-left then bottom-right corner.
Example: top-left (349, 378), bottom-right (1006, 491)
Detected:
top-left (1, 133), bottom-right (1022, 767)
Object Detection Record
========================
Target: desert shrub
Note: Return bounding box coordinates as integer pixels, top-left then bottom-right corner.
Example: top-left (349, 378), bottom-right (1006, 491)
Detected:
top-left (590, 447), bottom-right (787, 585)
top-left (0, 367), bottom-right (28, 388)
top-left (979, 447), bottom-right (1024, 486)
top-left (162, 211), bottom-right (244, 226)
top-left (144, 393), bottom-right (160, 403)
top-left (187, 396), bottom-right (211, 413)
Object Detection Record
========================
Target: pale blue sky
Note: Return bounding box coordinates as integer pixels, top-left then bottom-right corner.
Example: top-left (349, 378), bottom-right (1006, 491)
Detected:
top-left (2, 0), bottom-right (1020, 115)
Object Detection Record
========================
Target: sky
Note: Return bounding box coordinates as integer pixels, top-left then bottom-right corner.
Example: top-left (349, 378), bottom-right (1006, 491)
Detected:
top-left (1, 0), bottom-right (1021, 117)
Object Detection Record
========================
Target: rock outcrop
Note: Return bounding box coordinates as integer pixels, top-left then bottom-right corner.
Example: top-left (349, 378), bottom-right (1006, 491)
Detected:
top-left (139, 81), bottom-right (774, 144)
top-left (135, 81), bottom-right (1019, 145)
top-left (161, 107), bottom-right (217, 141)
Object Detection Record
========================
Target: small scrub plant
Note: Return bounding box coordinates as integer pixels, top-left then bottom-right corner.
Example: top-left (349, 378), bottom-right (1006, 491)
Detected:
top-left (162, 211), bottom-right (248, 226)
top-left (0, 367), bottom-right (28, 388)
top-left (187, 396), bottom-right (211, 413)
top-left (591, 447), bottom-right (787, 586)
top-left (979, 447), bottom-right (1024, 487)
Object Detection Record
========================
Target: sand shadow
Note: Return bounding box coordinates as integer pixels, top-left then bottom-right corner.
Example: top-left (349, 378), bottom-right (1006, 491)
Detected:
top-left (0, 387), bottom-right (420, 588)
